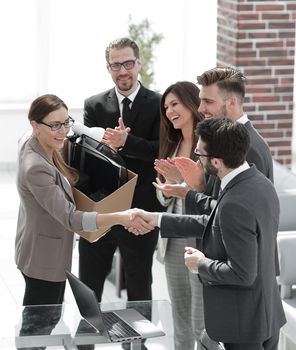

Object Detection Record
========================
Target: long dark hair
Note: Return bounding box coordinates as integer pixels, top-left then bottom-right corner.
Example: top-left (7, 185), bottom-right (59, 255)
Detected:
top-left (159, 81), bottom-right (203, 160)
top-left (28, 94), bottom-right (78, 185)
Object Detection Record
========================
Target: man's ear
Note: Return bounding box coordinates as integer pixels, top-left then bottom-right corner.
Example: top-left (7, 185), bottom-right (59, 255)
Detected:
top-left (137, 59), bottom-right (142, 71)
top-left (227, 95), bottom-right (237, 109)
top-left (211, 157), bottom-right (223, 168)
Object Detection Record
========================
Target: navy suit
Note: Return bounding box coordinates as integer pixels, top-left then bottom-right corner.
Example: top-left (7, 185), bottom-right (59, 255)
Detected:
top-left (79, 84), bottom-right (163, 302)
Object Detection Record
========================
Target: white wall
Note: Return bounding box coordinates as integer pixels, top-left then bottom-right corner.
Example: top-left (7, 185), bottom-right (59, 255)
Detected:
top-left (0, 106), bottom-right (84, 169)
top-left (0, 0), bottom-right (217, 168)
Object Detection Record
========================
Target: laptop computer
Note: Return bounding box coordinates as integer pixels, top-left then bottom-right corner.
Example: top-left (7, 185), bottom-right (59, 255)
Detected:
top-left (65, 270), bottom-right (165, 343)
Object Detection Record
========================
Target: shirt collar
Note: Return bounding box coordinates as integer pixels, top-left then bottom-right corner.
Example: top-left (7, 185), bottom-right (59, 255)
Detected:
top-left (220, 161), bottom-right (250, 191)
top-left (237, 113), bottom-right (249, 124)
top-left (115, 82), bottom-right (140, 105)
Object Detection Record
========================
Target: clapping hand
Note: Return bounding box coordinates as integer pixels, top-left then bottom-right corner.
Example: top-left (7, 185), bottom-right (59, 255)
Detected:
top-left (103, 117), bottom-right (130, 150)
top-left (174, 157), bottom-right (205, 191)
top-left (153, 177), bottom-right (189, 199)
top-left (154, 158), bottom-right (183, 184)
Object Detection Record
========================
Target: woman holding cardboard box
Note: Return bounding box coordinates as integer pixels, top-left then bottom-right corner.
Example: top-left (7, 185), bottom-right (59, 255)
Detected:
top-left (15, 94), bottom-right (152, 306)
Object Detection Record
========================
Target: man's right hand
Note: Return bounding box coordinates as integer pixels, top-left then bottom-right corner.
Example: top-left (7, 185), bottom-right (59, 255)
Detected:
top-left (127, 209), bottom-right (159, 235)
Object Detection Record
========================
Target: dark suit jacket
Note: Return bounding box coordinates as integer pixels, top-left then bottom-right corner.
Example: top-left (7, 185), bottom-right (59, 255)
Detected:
top-left (84, 84), bottom-right (163, 211)
top-left (185, 120), bottom-right (274, 215)
top-left (160, 165), bottom-right (286, 343)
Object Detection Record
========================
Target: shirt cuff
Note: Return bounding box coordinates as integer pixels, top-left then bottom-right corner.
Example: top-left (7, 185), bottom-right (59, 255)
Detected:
top-left (157, 213), bottom-right (163, 227)
top-left (82, 212), bottom-right (97, 232)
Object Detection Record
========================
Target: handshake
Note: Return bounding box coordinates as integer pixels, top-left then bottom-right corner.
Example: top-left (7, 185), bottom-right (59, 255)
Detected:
top-left (121, 209), bottom-right (159, 235)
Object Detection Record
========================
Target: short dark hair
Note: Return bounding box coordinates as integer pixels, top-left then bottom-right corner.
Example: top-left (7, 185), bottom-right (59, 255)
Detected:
top-left (195, 118), bottom-right (250, 168)
top-left (197, 66), bottom-right (246, 104)
top-left (105, 38), bottom-right (140, 62)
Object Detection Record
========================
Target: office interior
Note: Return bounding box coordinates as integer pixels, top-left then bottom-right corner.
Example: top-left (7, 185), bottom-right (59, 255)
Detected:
top-left (1, 0), bottom-right (296, 349)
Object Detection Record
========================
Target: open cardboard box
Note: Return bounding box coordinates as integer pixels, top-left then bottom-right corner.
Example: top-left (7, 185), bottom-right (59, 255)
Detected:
top-left (72, 169), bottom-right (137, 242)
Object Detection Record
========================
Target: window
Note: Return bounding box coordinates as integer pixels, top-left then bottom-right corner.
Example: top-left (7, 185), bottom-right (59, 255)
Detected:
top-left (0, 0), bottom-right (217, 107)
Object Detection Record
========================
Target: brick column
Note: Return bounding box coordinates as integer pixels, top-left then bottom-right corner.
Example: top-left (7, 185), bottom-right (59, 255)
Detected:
top-left (217, 0), bottom-right (296, 166)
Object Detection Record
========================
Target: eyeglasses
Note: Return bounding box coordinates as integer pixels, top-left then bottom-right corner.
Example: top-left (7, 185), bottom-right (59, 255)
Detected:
top-left (38, 116), bottom-right (75, 131)
top-left (194, 152), bottom-right (214, 160)
top-left (194, 148), bottom-right (218, 160)
top-left (108, 59), bottom-right (137, 71)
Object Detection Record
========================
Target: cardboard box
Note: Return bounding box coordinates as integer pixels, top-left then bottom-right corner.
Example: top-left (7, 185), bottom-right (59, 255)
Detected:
top-left (73, 169), bottom-right (137, 242)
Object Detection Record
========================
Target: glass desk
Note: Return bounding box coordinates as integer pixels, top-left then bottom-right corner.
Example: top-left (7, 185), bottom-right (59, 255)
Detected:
top-left (3, 300), bottom-right (173, 349)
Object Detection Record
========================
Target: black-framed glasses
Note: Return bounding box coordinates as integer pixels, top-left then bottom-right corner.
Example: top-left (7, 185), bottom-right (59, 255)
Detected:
top-left (38, 116), bottom-right (75, 131)
top-left (194, 152), bottom-right (214, 160)
top-left (108, 59), bottom-right (137, 71)
top-left (194, 147), bottom-right (218, 160)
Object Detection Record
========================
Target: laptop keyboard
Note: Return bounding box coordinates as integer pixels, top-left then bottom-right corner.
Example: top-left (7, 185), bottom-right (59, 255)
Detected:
top-left (102, 311), bottom-right (141, 341)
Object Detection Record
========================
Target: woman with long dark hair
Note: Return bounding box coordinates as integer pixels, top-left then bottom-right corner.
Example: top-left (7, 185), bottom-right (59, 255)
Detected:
top-left (154, 81), bottom-right (205, 350)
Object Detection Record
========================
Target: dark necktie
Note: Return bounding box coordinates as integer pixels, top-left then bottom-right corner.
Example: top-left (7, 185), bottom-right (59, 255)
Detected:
top-left (218, 187), bottom-right (223, 197)
top-left (122, 97), bottom-right (131, 122)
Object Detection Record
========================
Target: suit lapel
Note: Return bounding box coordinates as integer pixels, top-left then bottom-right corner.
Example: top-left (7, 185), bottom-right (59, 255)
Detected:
top-left (106, 89), bottom-right (121, 127)
top-left (201, 166), bottom-right (257, 249)
top-left (57, 172), bottom-right (75, 202)
top-left (30, 137), bottom-right (75, 203)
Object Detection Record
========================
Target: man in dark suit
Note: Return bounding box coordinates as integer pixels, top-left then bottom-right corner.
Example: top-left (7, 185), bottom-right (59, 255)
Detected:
top-left (186, 66), bottom-right (273, 215)
top-left (131, 118), bottom-right (286, 350)
top-left (78, 38), bottom-right (163, 304)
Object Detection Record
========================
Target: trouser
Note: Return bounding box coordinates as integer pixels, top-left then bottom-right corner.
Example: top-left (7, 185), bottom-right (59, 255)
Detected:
top-left (164, 237), bottom-right (205, 350)
top-left (22, 272), bottom-right (65, 306)
top-left (19, 274), bottom-right (64, 350)
top-left (79, 225), bottom-right (159, 302)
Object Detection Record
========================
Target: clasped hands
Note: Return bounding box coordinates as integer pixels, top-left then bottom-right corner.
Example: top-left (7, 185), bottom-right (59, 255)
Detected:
top-left (122, 209), bottom-right (158, 235)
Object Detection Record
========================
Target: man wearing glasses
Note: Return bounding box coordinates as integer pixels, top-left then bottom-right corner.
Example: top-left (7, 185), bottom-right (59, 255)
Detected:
top-left (130, 118), bottom-right (286, 350)
top-left (78, 38), bottom-right (163, 318)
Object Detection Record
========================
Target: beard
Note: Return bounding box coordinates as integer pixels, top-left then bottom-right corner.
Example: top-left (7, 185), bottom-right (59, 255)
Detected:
top-left (204, 159), bottom-right (218, 176)
top-left (213, 104), bottom-right (228, 118)
top-left (116, 75), bottom-right (133, 92)
top-left (205, 104), bottom-right (228, 119)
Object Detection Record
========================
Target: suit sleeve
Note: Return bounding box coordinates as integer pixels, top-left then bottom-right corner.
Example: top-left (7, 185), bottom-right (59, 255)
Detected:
top-left (121, 134), bottom-right (159, 162)
top-left (185, 175), bottom-right (220, 215)
top-left (83, 100), bottom-right (98, 128)
top-left (198, 201), bottom-right (258, 287)
top-left (160, 213), bottom-right (209, 238)
top-left (185, 191), bottom-right (215, 215)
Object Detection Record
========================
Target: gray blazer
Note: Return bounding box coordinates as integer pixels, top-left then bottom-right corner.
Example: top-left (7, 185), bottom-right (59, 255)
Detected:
top-left (160, 166), bottom-right (286, 343)
top-left (15, 136), bottom-right (84, 282)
